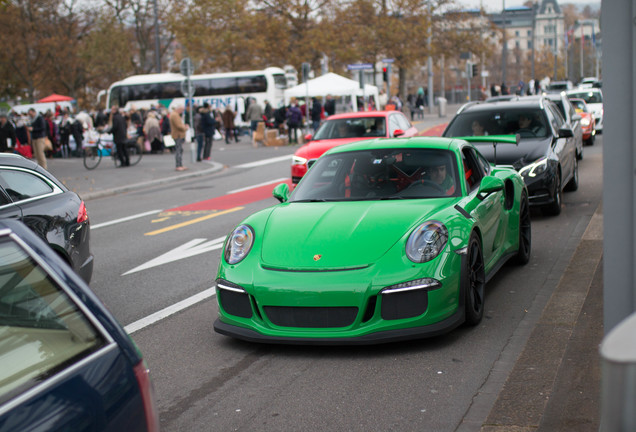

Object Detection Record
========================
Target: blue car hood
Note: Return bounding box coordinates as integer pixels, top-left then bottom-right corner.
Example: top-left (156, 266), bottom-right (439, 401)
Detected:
top-left (260, 200), bottom-right (449, 269)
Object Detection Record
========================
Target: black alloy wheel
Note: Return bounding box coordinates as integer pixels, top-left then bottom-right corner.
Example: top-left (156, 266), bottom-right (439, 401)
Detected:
top-left (565, 158), bottom-right (579, 192)
top-left (512, 193), bottom-right (531, 265)
top-left (464, 232), bottom-right (486, 326)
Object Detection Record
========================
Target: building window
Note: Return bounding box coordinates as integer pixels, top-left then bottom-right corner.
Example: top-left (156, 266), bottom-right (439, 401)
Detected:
top-left (527, 30), bottom-right (532, 36)
top-left (516, 41), bottom-right (520, 48)
top-left (515, 30), bottom-right (520, 37)
top-left (528, 41), bottom-right (532, 49)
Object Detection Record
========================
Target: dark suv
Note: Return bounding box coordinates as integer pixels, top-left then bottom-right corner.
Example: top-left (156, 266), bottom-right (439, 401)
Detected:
top-left (442, 96), bottom-right (579, 216)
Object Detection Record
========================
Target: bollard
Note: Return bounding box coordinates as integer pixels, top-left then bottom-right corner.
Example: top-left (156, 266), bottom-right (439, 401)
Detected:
top-left (436, 97), bottom-right (447, 117)
top-left (600, 311), bottom-right (636, 431)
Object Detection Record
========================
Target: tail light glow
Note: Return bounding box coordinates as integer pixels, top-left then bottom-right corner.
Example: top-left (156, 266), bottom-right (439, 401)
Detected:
top-left (77, 201), bottom-right (88, 223)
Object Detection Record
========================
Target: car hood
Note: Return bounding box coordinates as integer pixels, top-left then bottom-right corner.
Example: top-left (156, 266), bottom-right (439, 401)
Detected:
top-left (473, 136), bottom-right (551, 168)
top-left (260, 200), bottom-right (450, 269)
top-left (295, 137), bottom-right (374, 160)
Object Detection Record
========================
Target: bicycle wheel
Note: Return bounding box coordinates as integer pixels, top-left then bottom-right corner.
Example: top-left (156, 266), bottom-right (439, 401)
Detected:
top-left (83, 146), bottom-right (102, 170)
top-left (127, 142), bottom-right (143, 166)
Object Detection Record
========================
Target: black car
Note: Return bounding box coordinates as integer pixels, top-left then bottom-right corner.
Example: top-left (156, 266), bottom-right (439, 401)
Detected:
top-left (0, 219), bottom-right (158, 431)
top-left (0, 154), bottom-right (93, 282)
top-left (442, 96), bottom-right (579, 216)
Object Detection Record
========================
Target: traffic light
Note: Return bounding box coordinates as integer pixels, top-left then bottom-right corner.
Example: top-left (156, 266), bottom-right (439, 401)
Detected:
top-left (472, 64), bottom-right (479, 78)
top-left (382, 67), bottom-right (388, 82)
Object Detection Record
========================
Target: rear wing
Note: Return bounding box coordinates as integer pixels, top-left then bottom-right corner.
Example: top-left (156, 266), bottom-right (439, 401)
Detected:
top-left (456, 134), bottom-right (520, 166)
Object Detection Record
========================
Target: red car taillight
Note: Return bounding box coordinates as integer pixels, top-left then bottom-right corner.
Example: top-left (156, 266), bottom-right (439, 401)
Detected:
top-left (133, 360), bottom-right (160, 432)
top-left (77, 201), bottom-right (88, 224)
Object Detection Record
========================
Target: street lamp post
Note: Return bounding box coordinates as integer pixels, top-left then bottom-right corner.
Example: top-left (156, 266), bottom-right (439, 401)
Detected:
top-left (501, 0), bottom-right (507, 88)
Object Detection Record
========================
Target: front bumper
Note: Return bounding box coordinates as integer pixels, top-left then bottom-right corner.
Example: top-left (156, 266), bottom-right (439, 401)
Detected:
top-left (521, 169), bottom-right (558, 207)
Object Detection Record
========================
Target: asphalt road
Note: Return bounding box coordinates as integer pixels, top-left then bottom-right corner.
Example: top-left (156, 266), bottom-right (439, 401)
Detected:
top-left (81, 132), bottom-right (603, 431)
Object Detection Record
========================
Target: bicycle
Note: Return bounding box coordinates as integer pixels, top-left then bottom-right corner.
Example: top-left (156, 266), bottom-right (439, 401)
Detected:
top-left (83, 134), bottom-right (143, 170)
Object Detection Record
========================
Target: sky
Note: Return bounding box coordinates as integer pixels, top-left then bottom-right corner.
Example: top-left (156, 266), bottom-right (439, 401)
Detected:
top-left (455, 0), bottom-right (601, 13)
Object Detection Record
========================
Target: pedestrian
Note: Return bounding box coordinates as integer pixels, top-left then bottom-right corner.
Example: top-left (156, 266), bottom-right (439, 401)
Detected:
top-left (59, 110), bottom-right (72, 158)
top-left (193, 106), bottom-right (204, 161)
top-left (27, 108), bottom-right (47, 168)
top-left (110, 105), bottom-right (129, 167)
top-left (264, 100), bottom-right (274, 122)
top-left (310, 97), bottom-right (322, 133)
top-left (143, 111), bottom-right (163, 154)
top-left (222, 105), bottom-right (238, 144)
top-left (324, 94), bottom-right (336, 117)
top-left (0, 112), bottom-right (16, 153)
top-left (201, 102), bottom-right (216, 160)
top-left (245, 97), bottom-right (263, 138)
top-left (286, 100), bottom-right (302, 144)
top-left (169, 105), bottom-right (188, 171)
top-left (274, 105), bottom-right (287, 134)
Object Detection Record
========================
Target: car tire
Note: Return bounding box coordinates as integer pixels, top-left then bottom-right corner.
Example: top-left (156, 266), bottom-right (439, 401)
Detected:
top-left (512, 193), bottom-right (531, 265)
top-left (576, 145), bottom-right (583, 160)
top-left (585, 135), bottom-right (595, 146)
top-left (464, 232), bottom-right (485, 326)
top-left (543, 171), bottom-right (562, 216)
top-left (565, 158), bottom-right (579, 192)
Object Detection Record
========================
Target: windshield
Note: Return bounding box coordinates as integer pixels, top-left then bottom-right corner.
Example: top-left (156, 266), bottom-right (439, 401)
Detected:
top-left (445, 108), bottom-right (550, 139)
top-left (568, 91), bottom-right (602, 104)
top-left (569, 99), bottom-right (589, 113)
top-left (313, 117), bottom-right (386, 140)
top-left (290, 148), bottom-right (460, 201)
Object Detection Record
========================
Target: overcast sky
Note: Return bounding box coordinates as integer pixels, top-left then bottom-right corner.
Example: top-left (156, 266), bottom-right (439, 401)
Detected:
top-left (455, 0), bottom-right (601, 13)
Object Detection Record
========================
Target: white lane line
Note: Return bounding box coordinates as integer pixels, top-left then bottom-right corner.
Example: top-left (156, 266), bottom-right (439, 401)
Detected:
top-left (236, 154), bottom-right (292, 168)
top-left (227, 177), bottom-right (288, 195)
top-left (124, 287), bottom-right (217, 334)
top-left (91, 209), bottom-right (163, 230)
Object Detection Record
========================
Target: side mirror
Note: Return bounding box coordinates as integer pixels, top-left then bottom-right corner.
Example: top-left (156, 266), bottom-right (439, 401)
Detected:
top-left (558, 127), bottom-right (574, 138)
top-left (393, 129), bottom-right (405, 137)
top-left (273, 183), bottom-right (290, 203)
top-left (304, 133), bottom-right (313, 142)
top-left (479, 176), bottom-right (504, 195)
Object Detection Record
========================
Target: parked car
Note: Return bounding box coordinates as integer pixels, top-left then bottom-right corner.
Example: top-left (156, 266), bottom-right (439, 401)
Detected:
top-left (0, 218), bottom-right (158, 431)
top-left (215, 136), bottom-right (531, 344)
top-left (0, 153), bottom-right (93, 283)
top-left (542, 91), bottom-right (584, 160)
top-left (545, 80), bottom-right (574, 93)
top-left (291, 111), bottom-right (419, 183)
top-left (568, 97), bottom-right (596, 146)
top-left (442, 96), bottom-right (579, 216)
top-left (566, 88), bottom-right (603, 132)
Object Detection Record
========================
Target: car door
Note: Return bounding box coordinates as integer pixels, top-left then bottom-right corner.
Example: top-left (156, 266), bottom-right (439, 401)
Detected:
top-left (546, 103), bottom-right (575, 187)
top-left (462, 147), bottom-right (503, 268)
top-left (561, 97), bottom-right (583, 156)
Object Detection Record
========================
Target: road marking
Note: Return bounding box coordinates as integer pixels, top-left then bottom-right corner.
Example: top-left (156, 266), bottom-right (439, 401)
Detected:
top-left (123, 236), bottom-right (226, 275)
top-left (236, 154), bottom-right (292, 168)
top-left (124, 287), bottom-right (217, 334)
top-left (227, 177), bottom-right (288, 194)
top-left (144, 207), bottom-right (243, 236)
top-left (91, 209), bottom-right (163, 230)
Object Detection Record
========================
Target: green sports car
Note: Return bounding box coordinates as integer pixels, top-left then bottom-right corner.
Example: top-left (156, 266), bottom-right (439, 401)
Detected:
top-left (214, 136), bottom-right (531, 344)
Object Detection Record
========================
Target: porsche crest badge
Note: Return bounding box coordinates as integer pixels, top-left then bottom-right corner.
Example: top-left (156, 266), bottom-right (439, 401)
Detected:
top-left (313, 254), bottom-right (322, 261)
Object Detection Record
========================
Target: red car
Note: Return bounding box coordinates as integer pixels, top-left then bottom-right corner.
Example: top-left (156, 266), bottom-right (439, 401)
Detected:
top-left (568, 97), bottom-right (596, 146)
top-left (291, 111), bottom-right (419, 183)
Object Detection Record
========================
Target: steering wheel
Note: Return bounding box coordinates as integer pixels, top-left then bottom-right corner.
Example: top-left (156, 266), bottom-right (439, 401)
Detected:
top-left (404, 179), bottom-right (446, 195)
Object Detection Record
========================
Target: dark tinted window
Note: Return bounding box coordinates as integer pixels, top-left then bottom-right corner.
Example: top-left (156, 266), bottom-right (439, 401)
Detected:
top-left (273, 74), bottom-right (287, 89)
top-left (445, 108), bottom-right (550, 138)
top-left (0, 170), bottom-right (55, 202)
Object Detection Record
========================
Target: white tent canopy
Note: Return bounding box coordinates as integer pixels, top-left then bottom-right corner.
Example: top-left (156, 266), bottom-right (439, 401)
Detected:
top-left (284, 72), bottom-right (379, 111)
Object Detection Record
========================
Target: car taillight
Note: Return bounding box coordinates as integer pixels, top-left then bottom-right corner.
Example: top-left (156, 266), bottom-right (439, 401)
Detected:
top-left (133, 360), bottom-right (160, 432)
top-left (77, 201), bottom-right (88, 223)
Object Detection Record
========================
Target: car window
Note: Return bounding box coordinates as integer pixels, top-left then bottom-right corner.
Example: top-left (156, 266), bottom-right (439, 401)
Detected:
top-left (395, 113), bottom-right (412, 131)
top-left (547, 104), bottom-right (565, 130)
top-left (0, 170), bottom-right (55, 202)
top-left (388, 115), bottom-right (401, 137)
top-left (0, 237), bottom-right (106, 405)
top-left (313, 117), bottom-right (386, 139)
top-left (462, 148), bottom-right (485, 192)
top-left (568, 91), bottom-right (602, 104)
top-left (444, 108), bottom-right (549, 138)
top-left (291, 148), bottom-right (461, 201)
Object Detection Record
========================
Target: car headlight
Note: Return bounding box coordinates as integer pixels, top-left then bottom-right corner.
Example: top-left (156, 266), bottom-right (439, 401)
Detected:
top-left (518, 157), bottom-right (548, 178)
top-left (292, 155), bottom-right (307, 166)
top-left (580, 117), bottom-right (590, 127)
top-left (406, 221), bottom-right (448, 263)
top-left (224, 225), bottom-right (254, 264)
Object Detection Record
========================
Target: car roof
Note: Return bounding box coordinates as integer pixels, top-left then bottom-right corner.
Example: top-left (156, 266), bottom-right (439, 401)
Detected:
top-left (325, 136), bottom-right (463, 155)
top-left (457, 96), bottom-right (548, 114)
top-left (324, 110), bottom-right (398, 120)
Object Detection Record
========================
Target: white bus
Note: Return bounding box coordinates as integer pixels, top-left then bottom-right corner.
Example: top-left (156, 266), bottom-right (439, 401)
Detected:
top-left (103, 67), bottom-right (287, 115)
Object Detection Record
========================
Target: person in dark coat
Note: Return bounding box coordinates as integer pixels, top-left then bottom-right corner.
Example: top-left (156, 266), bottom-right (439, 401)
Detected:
top-left (222, 105), bottom-right (238, 144)
top-left (310, 97), bottom-right (322, 133)
top-left (27, 108), bottom-right (47, 168)
top-left (0, 113), bottom-right (16, 153)
top-left (201, 102), bottom-right (216, 160)
top-left (324, 95), bottom-right (335, 117)
top-left (110, 106), bottom-right (129, 166)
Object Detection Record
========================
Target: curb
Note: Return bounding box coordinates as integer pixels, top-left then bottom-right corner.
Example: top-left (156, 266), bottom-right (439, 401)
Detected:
top-left (80, 161), bottom-right (225, 201)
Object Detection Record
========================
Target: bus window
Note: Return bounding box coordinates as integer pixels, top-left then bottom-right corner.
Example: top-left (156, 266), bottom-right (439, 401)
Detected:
top-left (237, 75), bottom-right (267, 93)
top-left (161, 82), bottom-right (182, 99)
top-left (274, 74), bottom-right (287, 89)
top-left (210, 77), bottom-right (237, 95)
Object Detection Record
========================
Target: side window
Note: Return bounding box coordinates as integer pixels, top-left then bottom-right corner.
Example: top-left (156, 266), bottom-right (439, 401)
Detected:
top-left (462, 148), bottom-right (485, 192)
top-left (388, 115), bottom-right (401, 137)
top-left (0, 238), bottom-right (106, 405)
top-left (0, 170), bottom-right (55, 202)
top-left (545, 105), bottom-right (563, 132)
top-left (396, 113), bottom-right (412, 131)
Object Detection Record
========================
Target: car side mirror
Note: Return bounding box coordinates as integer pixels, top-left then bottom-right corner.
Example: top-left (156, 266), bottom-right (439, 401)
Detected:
top-left (558, 127), bottom-right (574, 138)
top-left (479, 176), bottom-right (504, 195)
top-left (304, 133), bottom-right (313, 142)
top-left (272, 183), bottom-right (290, 203)
top-left (393, 129), bottom-right (405, 137)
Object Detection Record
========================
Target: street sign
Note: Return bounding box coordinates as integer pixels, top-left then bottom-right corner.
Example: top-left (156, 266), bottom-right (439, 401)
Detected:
top-left (180, 79), bottom-right (194, 98)
top-left (382, 58), bottom-right (395, 64)
top-left (347, 63), bottom-right (373, 70)
top-left (180, 57), bottom-right (194, 76)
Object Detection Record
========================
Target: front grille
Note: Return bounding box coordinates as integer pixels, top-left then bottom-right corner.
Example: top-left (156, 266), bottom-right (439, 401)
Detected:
top-left (264, 306), bottom-right (358, 328)
top-left (381, 289), bottom-right (428, 320)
